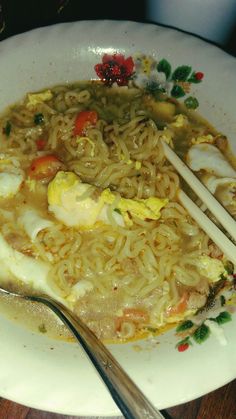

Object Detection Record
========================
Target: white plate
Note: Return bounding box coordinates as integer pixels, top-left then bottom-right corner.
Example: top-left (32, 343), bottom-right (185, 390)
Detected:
top-left (0, 20), bottom-right (235, 416)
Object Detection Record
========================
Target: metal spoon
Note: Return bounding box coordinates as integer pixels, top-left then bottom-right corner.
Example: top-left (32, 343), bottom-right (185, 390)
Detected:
top-left (0, 285), bottom-right (165, 419)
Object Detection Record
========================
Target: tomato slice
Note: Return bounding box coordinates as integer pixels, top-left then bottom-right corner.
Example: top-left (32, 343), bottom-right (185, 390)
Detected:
top-left (36, 138), bottom-right (47, 151)
top-left (73, 110), bottom-right (98, 136)
top-left (28, 155), bottom-right (62, 181)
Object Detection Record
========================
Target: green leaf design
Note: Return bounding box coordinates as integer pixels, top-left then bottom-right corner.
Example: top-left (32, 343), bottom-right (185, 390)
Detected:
top-left (176, 320), bottom-right (194, 333)
top-left (220, 295), bottom-right (226, 307)
top-left (157, 59), bottom-right (172, 79)
top-left (146, 81), bottom-right (166, 94)
top-left (172, 65), bottom-right (192, 81)
top-left (193, 324), bottom-right (210, 344)
top-left (171, 84), bottom-right (185, 98)
top-left (214, 311), bottom-right (232, 325)
top-left (184, 96), bottom-right (199, 109)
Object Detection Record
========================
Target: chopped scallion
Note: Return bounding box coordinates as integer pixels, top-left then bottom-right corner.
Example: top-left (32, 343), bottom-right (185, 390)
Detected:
top-left (4, 121), bottom-right (11, 136)
top-left (34, 113), bottom-right (44, 125)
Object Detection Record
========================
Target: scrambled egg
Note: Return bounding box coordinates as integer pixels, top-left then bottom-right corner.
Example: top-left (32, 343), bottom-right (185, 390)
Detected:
top-left (101, 189), bottom-right (168, 226)
top-left (27, 89), bottom-right (53, 107)
top-left (171, 114), bottom-right (188, 128)
top-left (0, 154), bottom-right (24, 198)
top-left (47, 171), bottom-right (168, 229)
top-left (191, 134), bottom-right (214, 145)
top-left (186, 143), bottom-right (236, 177)
top-left (195, 255), bottom-right (226, 282)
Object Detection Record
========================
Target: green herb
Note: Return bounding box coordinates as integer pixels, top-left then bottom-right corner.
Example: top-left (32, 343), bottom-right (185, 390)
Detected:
top-left (4, 121), bottom-right (11, 136)
top-left (184, 96), bottom-right (199, 109)
top-left (220, 295), bottom-right (226, 307)
top-left (176, 320), bottom-right (194, 333)
top-left (146, 81), bottom-right (166, 94)
top-left (38, 323), bottom-right (47, 333)
top-left (171, 84), bottom-right (185, 98)
top-left (157, 59), bottom-right (172, 79)
top-left (34, 113), bottom-right (44, 125)
top-left (114, 208), bottom-right (121, 214)
top-left (193, 324), bottom-right (210, 344)
top-left (214, 311), bottom-right (232, 325)
top-left (172, 65), bottom-right (192, 81)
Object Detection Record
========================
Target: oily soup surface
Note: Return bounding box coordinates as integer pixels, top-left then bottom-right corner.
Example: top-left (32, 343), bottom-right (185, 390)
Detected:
top-left (0, 81), bottom-right (233, 341)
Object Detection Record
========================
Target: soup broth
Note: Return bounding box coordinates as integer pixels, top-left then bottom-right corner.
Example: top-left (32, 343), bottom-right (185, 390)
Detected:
top-left (0, 81), bottom-right (233, 342)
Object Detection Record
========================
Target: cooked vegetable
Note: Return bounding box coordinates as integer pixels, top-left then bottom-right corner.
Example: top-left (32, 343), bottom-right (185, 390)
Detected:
top-left (34, 113), bottom-right (44, 125)
top-left (28, 155), bottom-right (63, 181)
top-left (73, 110), bottom-right (98, 136)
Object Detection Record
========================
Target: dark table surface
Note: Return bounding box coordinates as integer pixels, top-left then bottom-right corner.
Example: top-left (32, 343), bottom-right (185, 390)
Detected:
top-left (0, 379), bottom-right (235, 419)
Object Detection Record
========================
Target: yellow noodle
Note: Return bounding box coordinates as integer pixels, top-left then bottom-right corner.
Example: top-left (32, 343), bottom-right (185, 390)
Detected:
top-left (0, 80), bottom-right (227, 341)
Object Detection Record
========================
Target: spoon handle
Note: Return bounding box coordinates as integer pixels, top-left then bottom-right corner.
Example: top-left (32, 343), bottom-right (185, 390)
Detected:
top-left (29, 295), bottom-right (165, 419)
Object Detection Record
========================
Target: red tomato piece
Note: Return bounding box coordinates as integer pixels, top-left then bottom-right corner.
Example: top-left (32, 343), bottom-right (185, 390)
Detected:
top-left (28, 155), bottom-right (62, 181)
top-left (73, 110), bottom-right (98, 136)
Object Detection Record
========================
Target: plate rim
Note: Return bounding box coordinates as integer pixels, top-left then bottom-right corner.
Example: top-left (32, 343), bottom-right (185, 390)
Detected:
top-left (0, 19), bottom-right (235, 416)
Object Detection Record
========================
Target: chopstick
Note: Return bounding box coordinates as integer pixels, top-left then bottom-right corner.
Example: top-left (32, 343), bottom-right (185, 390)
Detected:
top-left (160, 139), bottom-right (236, 265)
top-left (178, 190), bottom-right (236, 265)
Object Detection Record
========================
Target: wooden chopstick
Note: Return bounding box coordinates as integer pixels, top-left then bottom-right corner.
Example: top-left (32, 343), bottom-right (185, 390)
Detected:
top-left (178, 190), bottom-right (236, 265)
top-left (160, 140), bottom-right (236, 265)
top-left (161, 139), bottom-right (236, 243)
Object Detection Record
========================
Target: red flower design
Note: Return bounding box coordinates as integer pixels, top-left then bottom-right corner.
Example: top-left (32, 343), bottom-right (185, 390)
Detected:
top-left (95, 54), bottom-right (135, 86)
top-left (177, 342), bottom-right (189, 352)
top-left (195, 71), bottom-right (204, 81)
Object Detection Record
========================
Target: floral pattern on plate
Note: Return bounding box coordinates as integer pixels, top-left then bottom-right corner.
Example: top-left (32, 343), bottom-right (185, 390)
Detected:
top-left (95, 53), bottom-right (204, 109)
top-left (175, 274), bottom-right (236, 352)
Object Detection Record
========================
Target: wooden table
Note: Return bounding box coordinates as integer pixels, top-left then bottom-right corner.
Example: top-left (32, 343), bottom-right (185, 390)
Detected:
top-left (0, 380), bottom-right (235, 419)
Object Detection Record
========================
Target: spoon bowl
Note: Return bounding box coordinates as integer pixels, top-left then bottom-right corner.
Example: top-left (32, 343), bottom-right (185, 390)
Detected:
top-left (0, 284), bottom-right (164, 419)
